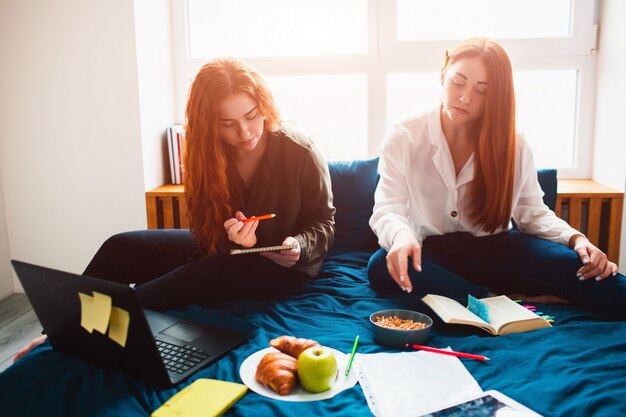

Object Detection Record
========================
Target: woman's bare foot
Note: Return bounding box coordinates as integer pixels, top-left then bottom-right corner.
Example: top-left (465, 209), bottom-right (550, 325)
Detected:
top-left (13, 335), bottom-right (47, 362)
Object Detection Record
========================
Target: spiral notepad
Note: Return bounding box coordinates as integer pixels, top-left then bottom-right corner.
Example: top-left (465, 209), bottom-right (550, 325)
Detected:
top-left (229, 243), bottom-right (297, 255)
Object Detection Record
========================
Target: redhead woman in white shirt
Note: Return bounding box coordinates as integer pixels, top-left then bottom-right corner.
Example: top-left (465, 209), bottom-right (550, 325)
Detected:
top-left (368, 38), bottom-right (625, 320)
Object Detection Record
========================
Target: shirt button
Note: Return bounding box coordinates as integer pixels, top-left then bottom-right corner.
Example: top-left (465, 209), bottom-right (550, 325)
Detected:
top-left (451, 210), bottom-right (458, 218)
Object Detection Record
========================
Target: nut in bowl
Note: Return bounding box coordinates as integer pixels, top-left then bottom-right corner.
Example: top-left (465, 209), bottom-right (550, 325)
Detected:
top-left (370, 309), bottom-right (433, 348)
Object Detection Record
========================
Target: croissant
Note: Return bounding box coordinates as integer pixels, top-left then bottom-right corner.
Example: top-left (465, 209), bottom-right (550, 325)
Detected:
top-left (255, 352), bottom-right (298, 395)
top-left (269, 335), bottom-right (320, 359)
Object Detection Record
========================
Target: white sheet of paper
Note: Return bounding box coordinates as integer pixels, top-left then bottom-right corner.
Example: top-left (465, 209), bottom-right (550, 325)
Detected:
top-left (356, 349), bottom-right (483, 417)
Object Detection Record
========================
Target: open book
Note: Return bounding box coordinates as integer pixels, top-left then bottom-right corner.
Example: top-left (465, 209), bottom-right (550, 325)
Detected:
top-left (421, 294), bottom-right (551, 336)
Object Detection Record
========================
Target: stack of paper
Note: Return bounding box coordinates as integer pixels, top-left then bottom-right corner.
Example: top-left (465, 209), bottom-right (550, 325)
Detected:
top-left (356, 349), bottom-right (483, 417)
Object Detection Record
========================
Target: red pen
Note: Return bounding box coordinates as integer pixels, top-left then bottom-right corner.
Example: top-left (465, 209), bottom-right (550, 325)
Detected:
top-left (405, 344), bottom-right (490, 361)
top-left (242, 213), bottom-right (276, 223)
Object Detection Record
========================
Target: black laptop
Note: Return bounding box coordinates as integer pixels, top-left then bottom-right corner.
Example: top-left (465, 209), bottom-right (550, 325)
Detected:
top-left (11, 260), bottom-right (248, 386)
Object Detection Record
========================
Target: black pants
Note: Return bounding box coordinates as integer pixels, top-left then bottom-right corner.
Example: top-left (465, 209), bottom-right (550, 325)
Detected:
top-left (83, 230), bottom-right (307, 311)
top-left (368, 230), bottom-right (626, 321)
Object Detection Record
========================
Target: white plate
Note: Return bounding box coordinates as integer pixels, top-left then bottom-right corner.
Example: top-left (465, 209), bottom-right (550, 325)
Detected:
top-left (239, 346), bottom-right (359, 402)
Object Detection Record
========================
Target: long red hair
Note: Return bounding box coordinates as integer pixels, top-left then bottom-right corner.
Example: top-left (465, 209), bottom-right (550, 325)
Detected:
top-left (444, 38), bottom-right (517, 233)
top-left (184, 58), bottom-right (280, 255)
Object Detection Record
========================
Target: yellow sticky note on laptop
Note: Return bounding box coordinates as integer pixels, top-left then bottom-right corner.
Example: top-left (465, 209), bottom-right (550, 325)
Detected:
top-left (108, 306), bottom-right (130, 347)
top-left (78, 292), bottom-right (96, 333)
top-left (151, 379), bottom-right (247, 417)
top-left (78, 291), bottom-right (112, 334)
top-left (91, 291), bottom-right (112, 334)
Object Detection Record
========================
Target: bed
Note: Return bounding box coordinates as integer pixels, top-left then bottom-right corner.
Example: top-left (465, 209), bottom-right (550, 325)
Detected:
top-left (1, 158), bottom-right (625, 417)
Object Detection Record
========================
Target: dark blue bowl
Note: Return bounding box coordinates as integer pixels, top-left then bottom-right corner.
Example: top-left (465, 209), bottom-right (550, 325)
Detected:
top-left (370, 309), bottom-right (433, 348)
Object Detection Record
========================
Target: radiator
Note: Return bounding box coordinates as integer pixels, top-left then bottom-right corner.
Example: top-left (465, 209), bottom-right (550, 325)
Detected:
top-left (146, 181), bottom-right (623, 261)
top-left (555, 180), bottom-right (623, 262)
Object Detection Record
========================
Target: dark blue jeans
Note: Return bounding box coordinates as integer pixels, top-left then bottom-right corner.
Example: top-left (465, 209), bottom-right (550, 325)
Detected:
top-left (367, 230), bottom-right (626, 321)
top-left (83, 230), bottom-right (307, 311)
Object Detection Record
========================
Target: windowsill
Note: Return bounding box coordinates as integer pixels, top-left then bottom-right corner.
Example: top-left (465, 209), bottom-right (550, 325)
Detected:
top-left (557, 179), bottom-right (623, 197)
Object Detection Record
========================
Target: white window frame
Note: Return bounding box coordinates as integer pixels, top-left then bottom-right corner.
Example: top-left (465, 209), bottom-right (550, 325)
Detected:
top-left (171, 0), bottom-right (598, 178)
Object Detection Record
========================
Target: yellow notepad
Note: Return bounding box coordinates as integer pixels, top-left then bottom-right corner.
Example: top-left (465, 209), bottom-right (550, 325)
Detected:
top-left (151, 379), bottom-right (247, 417)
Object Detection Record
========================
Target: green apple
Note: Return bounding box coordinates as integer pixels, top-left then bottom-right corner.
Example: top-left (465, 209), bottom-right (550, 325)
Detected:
top-left (297, 346), bottom-right (338, 393)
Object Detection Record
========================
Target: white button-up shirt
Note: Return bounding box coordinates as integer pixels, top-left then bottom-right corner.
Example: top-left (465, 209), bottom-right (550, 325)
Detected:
top-left (370, 107), bottom-right (580, 250)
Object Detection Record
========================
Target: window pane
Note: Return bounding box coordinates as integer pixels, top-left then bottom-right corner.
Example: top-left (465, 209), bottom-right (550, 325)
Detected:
top-left (386, 73), bottom-right (441, 127)
top-left (515, 70), bottom-right (577, 169)
top-left (397, 0), bottom-right (572, 41)
top-left (386, 70), bottom-right (578, 169)
top-left (265, 74), bottom-right (368, 160)
top-left (188, 0), bottom-right (367, 58)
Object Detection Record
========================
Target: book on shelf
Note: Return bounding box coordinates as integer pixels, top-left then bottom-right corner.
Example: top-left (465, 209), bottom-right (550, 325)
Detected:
top-left (421, 294), bottom-right (552, 336)
top-left (166, 124), bottom-right (186, 184)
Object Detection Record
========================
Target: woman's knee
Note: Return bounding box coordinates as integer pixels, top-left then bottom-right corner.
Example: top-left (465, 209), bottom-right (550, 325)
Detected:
top-left (85, 230), bottom-right (195, 282)
top-left (83, 232), bottom-right (142, 280)
top-left (90, 231), bottom-right (150, 264)
top-left (99, 231), bottom-right (139, 252)
top-left (367, 249), bottom-right (402, 293)
top-left (97, 230), bottom-right (196, 260)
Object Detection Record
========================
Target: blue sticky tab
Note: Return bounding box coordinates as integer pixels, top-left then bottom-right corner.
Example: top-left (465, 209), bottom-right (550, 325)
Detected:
top-left (467, 294), bottom-right (490, 323)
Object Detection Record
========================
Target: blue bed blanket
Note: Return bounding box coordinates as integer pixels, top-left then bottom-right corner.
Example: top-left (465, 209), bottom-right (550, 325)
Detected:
top-left (2, 250), bottom-right (625, 417)
top-left (1, 158), bottom-right (624, 417)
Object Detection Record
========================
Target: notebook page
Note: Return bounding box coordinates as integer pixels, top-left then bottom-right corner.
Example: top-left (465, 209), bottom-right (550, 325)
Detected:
top-left (356, 350), bottom-right (483, 417)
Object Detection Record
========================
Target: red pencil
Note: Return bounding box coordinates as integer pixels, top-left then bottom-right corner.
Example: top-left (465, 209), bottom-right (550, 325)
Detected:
top-left (242, 213), bottom-right (276, 223)
top-left (405, 344), bottom-right (490, 361)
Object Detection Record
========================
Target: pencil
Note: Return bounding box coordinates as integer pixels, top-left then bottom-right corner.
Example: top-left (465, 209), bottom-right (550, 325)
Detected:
top-left (242, 213), bottom-right (276, 223)
top-left (345, 335), bottom-right (360, 376)
top-left (405, 344), bottom-right (490, 361)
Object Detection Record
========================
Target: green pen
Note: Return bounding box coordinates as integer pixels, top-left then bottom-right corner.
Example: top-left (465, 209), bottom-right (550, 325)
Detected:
top-left (344, 335), bottom-right (360, 377)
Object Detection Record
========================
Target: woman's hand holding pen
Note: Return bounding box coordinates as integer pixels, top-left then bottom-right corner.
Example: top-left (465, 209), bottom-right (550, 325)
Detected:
top-left (386, 230), bottom-right (422, 293)
top-left (571, 235), bottom-right (619, 281)
top-left (224, 211), bottom-right (258, 247)
top-left (260, 236), bottom-right (301, 267)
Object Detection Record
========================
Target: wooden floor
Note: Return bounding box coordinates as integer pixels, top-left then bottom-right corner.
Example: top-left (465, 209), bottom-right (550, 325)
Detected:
top-left (0, 293), bottom-right (42, 372)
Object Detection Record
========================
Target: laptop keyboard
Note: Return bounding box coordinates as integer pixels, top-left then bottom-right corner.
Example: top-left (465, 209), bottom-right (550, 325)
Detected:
top-left (155, 339), bottom-right (212, 374)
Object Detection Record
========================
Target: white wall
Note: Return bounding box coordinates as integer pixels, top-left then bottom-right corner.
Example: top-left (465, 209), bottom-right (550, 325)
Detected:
top-left (134, 0), bottom-right (178, 190)
top-left (593, 0), bottom-right (626, 266)
top-left (0, 165), bottom-right (13, 299)
top-left (0, 0), bottom-right (148, 288)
